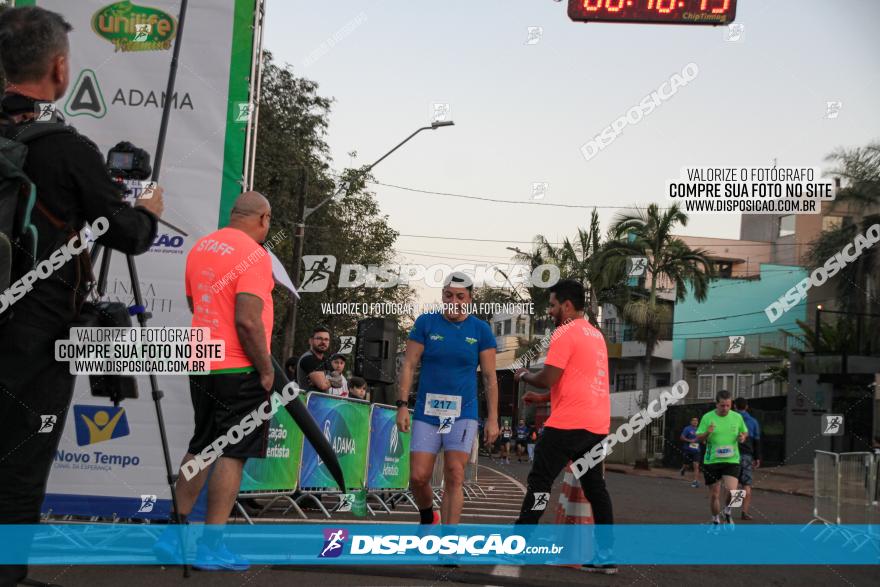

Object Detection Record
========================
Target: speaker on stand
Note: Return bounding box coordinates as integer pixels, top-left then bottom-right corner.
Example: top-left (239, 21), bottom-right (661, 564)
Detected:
top-left (354, 318), bottom-right (398, 404)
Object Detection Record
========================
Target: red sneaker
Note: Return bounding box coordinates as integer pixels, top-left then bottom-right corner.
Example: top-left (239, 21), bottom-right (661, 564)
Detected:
top-left (432, 511), bottom-right (441, 524)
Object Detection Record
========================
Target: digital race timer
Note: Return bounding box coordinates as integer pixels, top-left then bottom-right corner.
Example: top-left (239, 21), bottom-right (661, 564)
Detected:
top-left (568, 0), bottom-right (737, 25)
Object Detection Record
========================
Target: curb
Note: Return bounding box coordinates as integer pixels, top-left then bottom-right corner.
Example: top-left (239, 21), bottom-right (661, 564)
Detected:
top-left (603, 465), bottom-right (813, 498)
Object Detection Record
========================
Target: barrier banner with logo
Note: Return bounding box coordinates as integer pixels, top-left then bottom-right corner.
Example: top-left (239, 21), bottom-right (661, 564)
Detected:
top-left (20, 0), bottom-right (261, 518)
top-left (240, 397), bottom-right (305, 493)
top-left (299, 394), bottom-right (371, 491)
top-left (366, 405), bottom-right (410, 490)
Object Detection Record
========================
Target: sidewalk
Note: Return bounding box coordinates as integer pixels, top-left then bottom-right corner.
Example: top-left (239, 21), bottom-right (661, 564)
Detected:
top-left (604, 462), bottom-right (815, 497)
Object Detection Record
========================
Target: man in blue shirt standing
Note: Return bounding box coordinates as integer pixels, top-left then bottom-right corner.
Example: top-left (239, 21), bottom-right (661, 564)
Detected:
top-left (397, 273), bottom-right (500, 524)
top-left (679, 417), bottom-right (701, 488)
top-left (735, 397), bottom-right (761, 520)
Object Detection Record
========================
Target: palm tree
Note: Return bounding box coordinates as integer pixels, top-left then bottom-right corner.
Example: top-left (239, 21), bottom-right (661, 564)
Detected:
top-left (823, 142), bottom-right (880, 212)
top-left (598, 203), bottom-right (714, 467)
top-left (511, 235), bottom-right (555, 324)
top-left (555, 210), bottom-right (607, 326)
top-left (755, 319), bottom-right (878, 385)
top-left (806, 141), bottom-right (880, 317)
top-left (513, 209), bottom-right (627, 329)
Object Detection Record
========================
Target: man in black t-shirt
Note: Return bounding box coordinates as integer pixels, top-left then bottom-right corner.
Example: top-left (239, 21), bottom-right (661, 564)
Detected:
top-left (284, 326), bottom-right (342, 393)
top-left (0, 7), bottom-right (163, 585)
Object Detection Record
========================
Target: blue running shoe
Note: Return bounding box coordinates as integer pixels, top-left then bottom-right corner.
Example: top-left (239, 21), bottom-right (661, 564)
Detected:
top-left (193, 542), bottom-right (250, 571)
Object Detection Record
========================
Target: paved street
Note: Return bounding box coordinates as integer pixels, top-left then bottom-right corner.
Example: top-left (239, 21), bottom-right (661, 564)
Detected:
top-left (27, 459), bottom-right (878, 586)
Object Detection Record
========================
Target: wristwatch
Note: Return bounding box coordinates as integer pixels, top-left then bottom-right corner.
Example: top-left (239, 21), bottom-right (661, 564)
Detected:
top-left (395, 400), bottom-right (407, 409)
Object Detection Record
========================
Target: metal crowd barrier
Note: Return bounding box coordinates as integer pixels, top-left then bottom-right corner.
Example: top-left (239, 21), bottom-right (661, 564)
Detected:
top-left (805, 450), bottom-right (879, 552)
top-left (236, 400), bottom-right (492, 521)
top-left (463, 437), bottom-right (486, 499)
top-left (428, 435), bottom-right (488, 503)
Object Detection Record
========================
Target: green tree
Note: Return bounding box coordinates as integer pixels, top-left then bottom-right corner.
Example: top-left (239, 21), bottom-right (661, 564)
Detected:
top-left (471, 285), bottom-right (521, 324)
top-left (512, 209), bottom-right (628, 328)
top-left (599, 203), bottom-right (713, 466)
top-left (806, 142), bottom-right (880, 317)
top-left (758, 318), bottom-right (853, 385)
top-left (555, 209), bottom-right (606, 326)
top-left (511, 235), bottom-right (554, 320)
top-left (252, 52), bottom-right (414, 362)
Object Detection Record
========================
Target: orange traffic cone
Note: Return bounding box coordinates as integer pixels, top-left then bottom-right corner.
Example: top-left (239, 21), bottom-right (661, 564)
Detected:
top-left (554, 463), bottom-right (595, 524)
top-left (554, 462), bottom-right (593, 568)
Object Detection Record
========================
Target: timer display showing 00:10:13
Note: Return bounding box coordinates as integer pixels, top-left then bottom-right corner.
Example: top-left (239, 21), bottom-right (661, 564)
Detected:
top-left (568, 0), bottom-right (737, 25)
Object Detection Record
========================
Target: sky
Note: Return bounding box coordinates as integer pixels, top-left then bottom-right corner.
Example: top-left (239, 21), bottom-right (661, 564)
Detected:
top-left (263, 0), bottom-right (880, 303)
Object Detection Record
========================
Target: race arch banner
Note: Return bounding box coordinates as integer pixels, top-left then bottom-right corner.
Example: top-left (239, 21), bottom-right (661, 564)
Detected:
top-left (15, 0), bottom-right (262, 519)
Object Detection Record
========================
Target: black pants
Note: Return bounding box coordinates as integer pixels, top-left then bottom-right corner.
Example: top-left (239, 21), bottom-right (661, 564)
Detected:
top-left (0, 320), bottom-right (77, 585)
top-left (515, 427), bottom-right (614, 551)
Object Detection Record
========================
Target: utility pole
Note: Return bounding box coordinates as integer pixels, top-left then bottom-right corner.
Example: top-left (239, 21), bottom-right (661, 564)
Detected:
top-left (282, 168), bottom-right (308, 362)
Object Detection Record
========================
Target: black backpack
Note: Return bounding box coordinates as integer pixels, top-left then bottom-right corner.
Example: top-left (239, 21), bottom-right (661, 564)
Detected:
top-left (0, 120), bottom-right (76, 294)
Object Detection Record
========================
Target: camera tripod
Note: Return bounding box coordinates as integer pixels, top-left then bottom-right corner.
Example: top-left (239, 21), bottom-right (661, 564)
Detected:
top-left (86, 0), bottom-right (192, 576)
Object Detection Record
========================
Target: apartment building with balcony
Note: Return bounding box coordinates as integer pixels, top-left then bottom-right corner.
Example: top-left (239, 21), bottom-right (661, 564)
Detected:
top-left (673, 262), bottom-right (809, 401)
top-left (602, 302), bottom-right (676, 394)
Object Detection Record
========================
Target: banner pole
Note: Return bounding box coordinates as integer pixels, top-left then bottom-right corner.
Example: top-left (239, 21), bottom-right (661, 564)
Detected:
top-left (141, 0), bottom-right (190, 577)
top-left (152, 0), bottom-right (188, 181)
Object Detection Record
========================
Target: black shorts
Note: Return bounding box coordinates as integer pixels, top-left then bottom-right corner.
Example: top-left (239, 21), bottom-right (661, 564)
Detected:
top-left (682, 451), bottom-right (698, 465)
top-left (702, 462), bottom-right (741, 486)
top-left (516, 438), bottom-right (528, 447)
top-left (188, 371), bottom-right (270, 460)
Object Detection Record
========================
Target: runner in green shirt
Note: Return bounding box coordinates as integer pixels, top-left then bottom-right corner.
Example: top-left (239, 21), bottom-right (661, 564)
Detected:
top-left (696, 389), bottom-right (748, 525)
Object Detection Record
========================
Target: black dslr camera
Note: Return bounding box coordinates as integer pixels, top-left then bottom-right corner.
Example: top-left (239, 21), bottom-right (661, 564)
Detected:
top-left (106, 141), bottom-right (152, 181)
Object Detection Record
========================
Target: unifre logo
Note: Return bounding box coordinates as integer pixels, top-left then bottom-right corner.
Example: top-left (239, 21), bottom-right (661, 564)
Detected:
top-left (91, 1), bottom-right (178, 53)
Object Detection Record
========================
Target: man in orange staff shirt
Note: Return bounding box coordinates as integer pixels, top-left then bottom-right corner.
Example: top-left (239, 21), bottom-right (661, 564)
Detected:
top-left (514, 279), bottom-right (615, 574)
top-left (159, 191), bottom-right (275, 572)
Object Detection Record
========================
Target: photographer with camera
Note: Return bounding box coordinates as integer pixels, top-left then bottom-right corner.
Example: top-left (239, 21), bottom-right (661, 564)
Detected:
top-left (0, 7), bottom-right (163, 586)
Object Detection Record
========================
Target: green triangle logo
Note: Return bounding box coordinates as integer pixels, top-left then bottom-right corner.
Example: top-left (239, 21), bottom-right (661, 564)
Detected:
top-left (64, 69), bottom-right (107, 118)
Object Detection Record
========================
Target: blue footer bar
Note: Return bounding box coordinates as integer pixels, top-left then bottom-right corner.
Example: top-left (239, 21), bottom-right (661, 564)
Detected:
top-left (1, 524), bottom-right (878, 565)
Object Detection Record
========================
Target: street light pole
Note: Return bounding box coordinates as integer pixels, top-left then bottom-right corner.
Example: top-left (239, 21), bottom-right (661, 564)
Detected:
top-left (283, 120), bottom-right (455, 359)
top-left (282, 169), bottom-right (309, 361)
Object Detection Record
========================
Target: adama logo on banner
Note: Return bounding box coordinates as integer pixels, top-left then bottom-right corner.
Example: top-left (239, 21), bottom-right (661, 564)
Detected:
top-left (92, 1), bottom-right (177, 53)
top-left (64, 69), bottom-right (107, 118)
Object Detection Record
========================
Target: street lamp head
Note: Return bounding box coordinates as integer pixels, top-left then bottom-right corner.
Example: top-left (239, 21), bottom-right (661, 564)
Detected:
top-left (431, 120), bottom-right (455, 129)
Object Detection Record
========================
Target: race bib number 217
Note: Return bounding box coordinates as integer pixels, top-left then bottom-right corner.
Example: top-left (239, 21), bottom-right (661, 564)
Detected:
top-left (425, 393), bottom-right (461, 418)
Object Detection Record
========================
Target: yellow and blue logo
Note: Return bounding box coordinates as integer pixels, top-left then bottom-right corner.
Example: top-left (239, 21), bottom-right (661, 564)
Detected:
top-left (73, 405), bottom-right (130, 446)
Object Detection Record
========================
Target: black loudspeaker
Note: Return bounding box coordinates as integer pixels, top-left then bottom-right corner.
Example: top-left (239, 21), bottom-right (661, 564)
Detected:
top-left (354, 318), bottom-right (398, 384)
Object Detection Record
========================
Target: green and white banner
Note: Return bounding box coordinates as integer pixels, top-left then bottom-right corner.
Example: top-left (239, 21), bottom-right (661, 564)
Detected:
top-left (240, 397), bottom-right (305, 493)
top-left (14, 0), bottom-right (261, 518)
